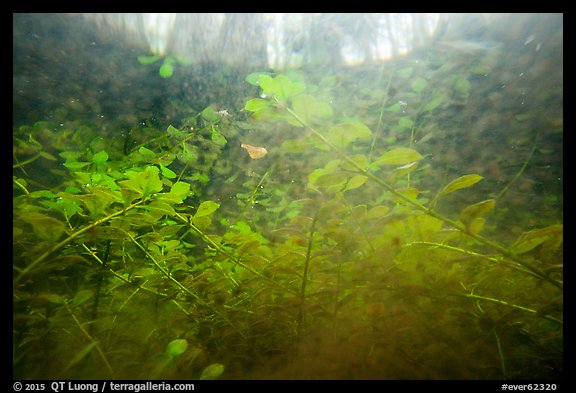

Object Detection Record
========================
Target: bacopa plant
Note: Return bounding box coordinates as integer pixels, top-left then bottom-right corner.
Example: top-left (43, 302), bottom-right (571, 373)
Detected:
top-left (13, 70), bottom-right (562, 380)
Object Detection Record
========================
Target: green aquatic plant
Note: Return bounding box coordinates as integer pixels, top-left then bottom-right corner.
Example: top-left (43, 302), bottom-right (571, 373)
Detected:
top-left (137, 54), bottom-right (193, 78)
top-left (13, 69), bottom-right (562, 379)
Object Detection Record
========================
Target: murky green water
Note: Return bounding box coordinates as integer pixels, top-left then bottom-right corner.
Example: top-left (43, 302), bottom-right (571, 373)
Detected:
top-left (13, 14), bottom-right (562, 380)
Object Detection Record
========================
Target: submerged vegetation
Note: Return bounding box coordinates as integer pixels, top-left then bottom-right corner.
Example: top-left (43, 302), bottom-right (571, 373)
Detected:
top-left (13, 62), bottom-right (562, 380)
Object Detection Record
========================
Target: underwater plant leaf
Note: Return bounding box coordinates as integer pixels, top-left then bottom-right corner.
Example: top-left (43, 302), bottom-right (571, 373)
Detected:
top-left (92, 150), bottom-right (108, 164)
top-left (466, 217), bottom-right (486, 235)
top-left (144, 200), bottom-right (176, 218)
top-left (387, 162), bottom-right (419, 184)
top-left (291, 94), bottom-right (333, 124)
top-left (344, 175), bottom-right (368, 191)
top-left (211, 126), bottom-right (227, 146)
top-left (411, 77), bottom-right (427, 93)
top-left (159, 164), bottom-right (177, 179)
top-left (392, 187), bottom-right (420, 204)
top-left (194, 200), bottom-right (220, 218)
top-left (280, 138), bottom-right (310, 153)
top-left (311, 172), bottom-right (349, 192)
top-left (509, 224), bottom-right (563, 254)
top-left (63, 160), bottom-right (91, 170)
top-left (258, 74), bottom-right (305, 103)
top-left (199, 363), bottom-right (224, 380)
top-left (245, 71), bottom-right (274, 86)
top-left (340, 154), bottom-right (369, 171)
top-left (325, 120), bottom-right (372, 148)
top-left (119, 166), bottom-right (163, 199)
top-left (167, 124), bottom-right (186, 138)
top-left (138, 146), bottom-right (157, 162)
top-left (244, 98), bottom-right (273, 113)
top-left (166, 339), bottom-right (188, 358)
top-left (365, 205), bottom-right (390, 219)
top-left (371, 148), bottom-right (424, 166)
top-left (137, 55), bottom-right (161, 65)
top-left (18, 212), bottom-right (66, 242)
top-left (438, 174), bottom-right (484, 198)
top-left (201, 106), bottom-right (220, 122)
top-left (39, 151), bottom-right (57, 161)
top-left (169, 182), bottom-right (191, 200)
top-left (459, 199), bottom-right (496, 230)
top-left (159, 63), bottom-right (174, 78)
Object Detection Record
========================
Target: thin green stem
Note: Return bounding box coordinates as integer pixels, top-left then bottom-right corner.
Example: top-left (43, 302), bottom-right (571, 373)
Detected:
top-left (493, 328), bottom-right (507, 380)
top-left (297, 209), bottom-right (319, 339)
top-left (462, 293), bottom-right (562, 325)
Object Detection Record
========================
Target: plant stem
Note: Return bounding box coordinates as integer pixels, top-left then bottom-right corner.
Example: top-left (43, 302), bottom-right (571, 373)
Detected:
top-left (297, 209), bottom-right (319, 339)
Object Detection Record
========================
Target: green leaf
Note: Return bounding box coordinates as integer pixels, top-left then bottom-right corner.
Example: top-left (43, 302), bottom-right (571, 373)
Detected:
top-left (170, 182), bottom-right (191, 199)
top-left (145, 200), bottom-right (176, 218)
top-left (191, 215), bottom-right (212, 230)
top-left (194, 201), bottom-right (220, 218)
top-left (411, 77), bottom-right (427, 93)
top-left (166, 339), bottom-right (188, 358)
top-left (325, 120), bottom-right (372, 148)
top-left (167, 124), bottom-right (186, 138)
top-left (245, 98), bottom-right (273, 113)
top-left (92, 150), bottom-right (108, 164)
top-left (245, 71), bottom-right (274, 86)
top-left (201, 106), bottom-right (220, 122)
top-left (18, 212), bottom-right (66, 242)
top-left (340, 154), bottom-right (369, 171)
top-left (438, 174), bottom-right (483, 198)
top-left (199, 363), bottom-right (224, 380)
top-left (211, 126), bottom-right (227, 146)
top-left (509, 224), bottom-right (563, 254)
top-left (291, 94), bottom-right (333, 123)
top-left (365, 205), bottom-right (390, 219)
top-left (159, 164), bottom-right (177, 179)
top-left (387, 162), bottom-right (419, 184)
top-left (63, 161), bottom-right (91, 170)
top-left (119, 166), bottom-right (164, 199)
top-left (137, 55), bottom-right (161, 65)
top-left (39, 151), bottom-right (57, 161)
top-left (459, 199), bottom-right (496, 232)
top-left (159, 63), bottom-right (174, 78)
top-left (259, 75), bottom-right (305, 103)
top-left (371, 148), bottom-right (424, 166)
top-left (343, 175), bottom-right (368, 191)
top-left (138, 146), bottom-right (157, 162)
